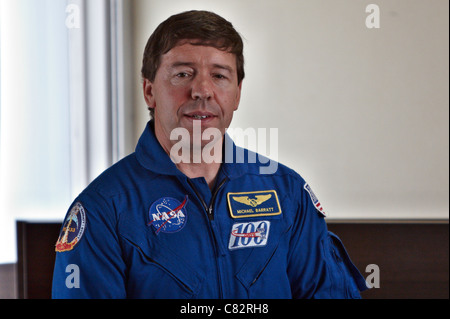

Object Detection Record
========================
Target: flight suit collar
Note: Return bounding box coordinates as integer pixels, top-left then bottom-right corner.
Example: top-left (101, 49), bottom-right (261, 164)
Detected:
top-left (135, 121), bottom-right (248, 180)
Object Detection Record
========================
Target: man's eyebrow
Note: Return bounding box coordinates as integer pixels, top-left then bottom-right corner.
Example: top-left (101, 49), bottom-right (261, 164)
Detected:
top-left (212, 63), bottom-right (234, 73)
top-left (169, 61), bottom-right (195, 69)
top-left (169, 62), bottom-right (234, 73)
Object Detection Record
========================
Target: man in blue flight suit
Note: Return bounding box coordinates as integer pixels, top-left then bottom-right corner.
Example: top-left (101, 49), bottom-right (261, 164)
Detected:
top-left (52, 10), bottom-right (367, 298)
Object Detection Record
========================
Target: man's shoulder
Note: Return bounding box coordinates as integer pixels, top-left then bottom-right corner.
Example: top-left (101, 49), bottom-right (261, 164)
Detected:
top-left (239, 147), bottom-right (304, 180)
top-left (234, 147), bottom-right (307, 196)
top-left (82, 152), bottom-right (157, 198)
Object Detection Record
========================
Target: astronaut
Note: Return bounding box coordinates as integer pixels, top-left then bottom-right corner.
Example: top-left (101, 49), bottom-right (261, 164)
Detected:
top-left (52, 10), bottom-right (367, 299)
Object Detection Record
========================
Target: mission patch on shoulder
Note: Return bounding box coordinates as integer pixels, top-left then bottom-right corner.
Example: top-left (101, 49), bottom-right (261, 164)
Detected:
top-left (55, 202), bottom-right (87, 252)
top-left (304, 182), bottom-right (327, 217)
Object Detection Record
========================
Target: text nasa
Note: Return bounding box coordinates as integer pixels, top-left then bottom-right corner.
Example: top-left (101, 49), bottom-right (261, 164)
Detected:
top-left (151, 209), bottom-right (185, 224)
top-left (180, 303), bottom-right (269, 316)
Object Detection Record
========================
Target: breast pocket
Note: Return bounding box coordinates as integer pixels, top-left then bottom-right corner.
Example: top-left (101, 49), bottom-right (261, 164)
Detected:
top-left (234, 224), bottom-right (292, 298)
top-left (119, 216), bottom-right (204, 299)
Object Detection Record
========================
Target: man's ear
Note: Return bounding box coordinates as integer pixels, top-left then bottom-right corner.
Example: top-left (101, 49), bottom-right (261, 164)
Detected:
top-left (234, 81), bottom-right (243, 111)
top-left (143, 78), bottom-right (156, 110)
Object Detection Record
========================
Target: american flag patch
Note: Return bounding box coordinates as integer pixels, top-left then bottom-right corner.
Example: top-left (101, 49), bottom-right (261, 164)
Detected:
top-left (304, 183), bottom-right (326, 217)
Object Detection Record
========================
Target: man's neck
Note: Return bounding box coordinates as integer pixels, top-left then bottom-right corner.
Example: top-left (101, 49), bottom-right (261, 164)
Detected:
top-left (153, 123), bottom-right (224, 190)
top-left (176, 160), bottom-right (221, 190)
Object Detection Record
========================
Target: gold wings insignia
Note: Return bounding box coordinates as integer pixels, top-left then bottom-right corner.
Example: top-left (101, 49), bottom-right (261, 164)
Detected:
top-left (232, 196), bottom-right (253, 206)
top-left (233, 194), bottom-right (272, 207)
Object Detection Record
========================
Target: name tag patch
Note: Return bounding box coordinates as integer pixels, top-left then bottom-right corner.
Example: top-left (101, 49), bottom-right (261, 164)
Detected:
top-left (228, 221), bottom-right (271, 250)
top-left (227, 190), bottom-right (282, 218)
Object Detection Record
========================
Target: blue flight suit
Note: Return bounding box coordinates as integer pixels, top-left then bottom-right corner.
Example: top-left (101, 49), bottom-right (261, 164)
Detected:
top-left (52, 121), bottom-right (367, 298)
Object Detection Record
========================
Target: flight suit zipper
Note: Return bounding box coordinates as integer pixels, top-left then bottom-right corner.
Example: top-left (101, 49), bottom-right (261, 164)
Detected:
top-left (187, 178), bottom-right (227, 220)
top-left (187, 177), bottom-right (227, 298)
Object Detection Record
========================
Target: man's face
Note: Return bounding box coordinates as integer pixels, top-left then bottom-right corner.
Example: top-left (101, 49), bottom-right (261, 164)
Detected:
top-left (143, 41), bottom-right (242, 152)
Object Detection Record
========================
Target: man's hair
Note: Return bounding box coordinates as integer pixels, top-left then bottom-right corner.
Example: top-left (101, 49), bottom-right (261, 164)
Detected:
top-left (141, 10), bottom-right (245, 118)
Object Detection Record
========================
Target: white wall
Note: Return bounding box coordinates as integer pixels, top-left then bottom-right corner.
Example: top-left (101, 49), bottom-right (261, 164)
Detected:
top-left (130, 0), bottom-right (449, 219)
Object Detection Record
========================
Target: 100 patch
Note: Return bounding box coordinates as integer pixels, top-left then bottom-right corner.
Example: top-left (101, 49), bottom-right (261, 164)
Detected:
top-left (228, 221), bottom-right (270, 250)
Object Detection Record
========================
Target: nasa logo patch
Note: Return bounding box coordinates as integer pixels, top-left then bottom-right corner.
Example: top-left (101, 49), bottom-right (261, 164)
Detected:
top-left (55, 202), bottom-right (87, 252)
top-left (228, 220), bottom-right (271, 250)
top-left (304, 183), bottom-right (326, 217)
top-left (148, 196), bottom-right (188, 234)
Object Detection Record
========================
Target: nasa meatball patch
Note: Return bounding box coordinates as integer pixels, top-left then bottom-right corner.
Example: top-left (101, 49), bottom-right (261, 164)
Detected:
top-left (148, 196), bottom-right (188, 234)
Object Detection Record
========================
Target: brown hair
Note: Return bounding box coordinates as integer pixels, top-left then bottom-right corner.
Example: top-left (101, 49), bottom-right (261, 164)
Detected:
top-left (141, 10), bottom-right (245, 117)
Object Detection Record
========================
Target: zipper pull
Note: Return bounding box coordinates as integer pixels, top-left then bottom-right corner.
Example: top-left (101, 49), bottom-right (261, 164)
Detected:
top-left (207, 177), bottom-right (227, 221)
top-left (208, 206), bottom-right (214, 220)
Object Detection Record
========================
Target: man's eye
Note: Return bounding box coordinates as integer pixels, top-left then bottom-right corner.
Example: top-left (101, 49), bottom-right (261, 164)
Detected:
top-left (214, 74), bottom-right (226, 79)
top-left (176, 72), bottom-right (191, 78)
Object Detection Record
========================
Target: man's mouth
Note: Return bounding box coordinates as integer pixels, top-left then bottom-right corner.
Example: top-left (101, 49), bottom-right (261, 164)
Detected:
top-left (190, 114), bottom-right (210, 119)
top-left (185, 112), bottom-right (216, 120)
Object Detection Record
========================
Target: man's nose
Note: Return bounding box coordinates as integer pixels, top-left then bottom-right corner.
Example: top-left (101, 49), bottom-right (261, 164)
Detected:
top-left (191, 74), bottom-right (213, 100)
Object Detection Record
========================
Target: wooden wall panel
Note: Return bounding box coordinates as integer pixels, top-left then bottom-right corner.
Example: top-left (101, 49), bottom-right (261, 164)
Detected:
top-left (327, 220), bottom-right (449, 299)
top-left (9, 220), bottom-right (449, 299)
top-left (16, 221), bottom-right (61, 299)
